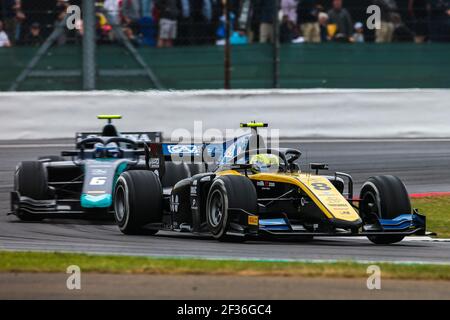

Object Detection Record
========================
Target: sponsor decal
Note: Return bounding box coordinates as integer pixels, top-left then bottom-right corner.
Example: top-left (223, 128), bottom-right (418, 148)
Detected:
top-left (87, 191), bottom-right (106, 194)
top-left (256, 181), bottom-right (275, 189)
top-left (191, 198), bottom-right (198, 210)
top-left (149, 158), bottom-right (160, 168)
top-left (248, 216), bottom-right (259, 226)
top-left (167, 145), bottom-right (200, 155)
top-left (121, 133), bottom-right (153, 142)
top-left (200, 176), bottom-right (211, 182)
top-left (329, 204), bottom-right (349, 208)
top-left (170, 194), bottom-right (179, 213)
top-left (91, 169), bottom-right (107, 175)
top-left (88, 164), bottom-right (111, 168)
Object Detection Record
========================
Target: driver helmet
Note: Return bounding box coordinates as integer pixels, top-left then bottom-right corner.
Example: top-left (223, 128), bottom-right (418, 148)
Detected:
top-left (249, 153), bottom-right (280, 174)
top-left (94, 142), bottom-right (120, 158)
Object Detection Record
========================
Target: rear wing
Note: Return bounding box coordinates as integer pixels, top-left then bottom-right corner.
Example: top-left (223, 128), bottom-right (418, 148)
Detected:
top-left (148, 143), bottom-right (223, 162)
top-left (146, 133), bottom-right (254, 172)
top-left (76, 132), bottom-right (163, 146)
top-left (147, 142), bottom-right (224, 177)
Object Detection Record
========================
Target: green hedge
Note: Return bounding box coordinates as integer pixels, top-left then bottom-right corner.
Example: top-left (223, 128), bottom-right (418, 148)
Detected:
top-left (1, 43), bottom-right (449, 91)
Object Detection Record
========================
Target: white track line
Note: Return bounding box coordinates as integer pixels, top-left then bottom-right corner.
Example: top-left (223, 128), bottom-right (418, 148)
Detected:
top-left (1, 247), bottom-right (449, 266)
top-left (1, 89), bottom-right (449, 98)
top-left (335, 236), bottom-right (450, 242)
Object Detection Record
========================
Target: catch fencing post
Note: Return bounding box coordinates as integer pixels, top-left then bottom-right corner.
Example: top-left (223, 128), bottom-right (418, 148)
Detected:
top-left (224, 0), bottom-right (231, 89)
top-left (273, 0), bottom-right (280, 88)
top-left (82, 0), bottom-right (96, 90)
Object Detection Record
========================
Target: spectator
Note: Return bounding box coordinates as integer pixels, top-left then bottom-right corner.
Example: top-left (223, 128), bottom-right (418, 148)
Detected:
top-left (392, 13), bottom-right (415, 41)
top-left (297, 0), bottom-right (320, 43)
top-left (55, 0), bottom-right (71, 45)
top-left (137, 0), bottom-right (158, 46)
top-left (141, 0), bottom-right (154, 17)
top-left (280, 14), bottom-right (296, 43)
top-left (429, 0), bottom-right (450, 42)
top-left (282, 0), bottom-right (298, 25)
top-left (104, 0), bottom-right (121, 25)
top-left (122, 0), bottom-right (142, 36)
top-left (318, 11), bottom-right (329, 42)
top-left (177, 0), bottom-right (193, 45)
top-left (216, 10), bottom-right (234, 44)
top-left (23, 22), bottom-right (43, 46)
top-left (352, 21), bottom-right (365, 42)
top-left (257, 0), bottom-right (275, 43)
top-left (373, 0), bottom-right (398, 43)
top-left (408, 0), bottom-right (429, 43)
top-left (156, 0), bottom-right (179, 47)
top-left (188, 0), bottom-right (213, 45)
top-left (327, 0), bottom-right (353, 41)
top-left (3, 0), bottom-right (26, 45)
top-left (0, 20), bottom-right (12, 47)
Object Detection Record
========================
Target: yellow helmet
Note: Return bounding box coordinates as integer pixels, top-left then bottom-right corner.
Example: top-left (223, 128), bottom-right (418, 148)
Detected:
top-left (249, 153), bottom-right (280, 173)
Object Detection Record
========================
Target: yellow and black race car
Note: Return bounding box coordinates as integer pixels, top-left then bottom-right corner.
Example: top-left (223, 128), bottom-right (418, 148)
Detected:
top-left (113, 123), bottom-right (428, 244)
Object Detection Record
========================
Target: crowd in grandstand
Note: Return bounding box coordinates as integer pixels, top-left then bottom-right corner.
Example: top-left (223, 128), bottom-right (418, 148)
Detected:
top-left (0, 0), bottom-right (450, 48)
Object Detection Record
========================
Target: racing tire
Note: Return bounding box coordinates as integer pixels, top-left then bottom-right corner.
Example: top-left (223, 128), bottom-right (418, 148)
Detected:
top-left (38, 155), bottom-right (64, 162)
top-left (162, 162), bottom-right (191, 188)
top-left (206, 175), bottom-right (257, 242)
top-left (360, 175), bottom-right (411, 245)
top-left (14, 161), bottom-right (48, 221)
top-left (187, 163), bottom-right (206, 177)
top-left (114, 170), bottom-right (163, 235)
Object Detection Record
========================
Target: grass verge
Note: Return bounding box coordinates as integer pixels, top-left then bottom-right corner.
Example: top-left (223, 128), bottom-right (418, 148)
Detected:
top-left (0, 251), bottom-right (449, 281)
top-left (412, 196), bottom-right (450, 238)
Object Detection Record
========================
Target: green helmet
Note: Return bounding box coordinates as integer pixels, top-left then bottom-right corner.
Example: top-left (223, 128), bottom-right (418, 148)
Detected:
top-left (249, 153), bottom-right (280, 174)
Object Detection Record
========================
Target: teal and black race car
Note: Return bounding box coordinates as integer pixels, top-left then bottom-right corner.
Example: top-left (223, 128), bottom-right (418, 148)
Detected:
top-left (9, 115), bottom-right (194, 221)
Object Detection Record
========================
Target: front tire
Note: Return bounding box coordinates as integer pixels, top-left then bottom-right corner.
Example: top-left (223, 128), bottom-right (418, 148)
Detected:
top-left (360, 175), bottom-right (411, 245)
top-left (206, 175), bottom-right (257, 242)
top-left (114, 171), bottom-right (163, 235)
top-left (14, 161), bottom-right (48, 221)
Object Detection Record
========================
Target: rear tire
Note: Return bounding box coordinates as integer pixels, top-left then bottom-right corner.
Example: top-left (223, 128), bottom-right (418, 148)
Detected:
top-left (187, 163), bottom-right (206, 176)
top-left (360, 175), bottom-right (411, 245)
top-left (206, 175), bottom-right (257, 242)
top-left (14, 161), bottom-right (48, 221)
top-left (162, 162), bottom-right (191, 188)
top-left (114, 171), bottom-right (163, 235)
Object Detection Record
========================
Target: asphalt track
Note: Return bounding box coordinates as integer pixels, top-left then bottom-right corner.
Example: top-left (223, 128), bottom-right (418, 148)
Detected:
top-left (1, 139), bottom-right (450, 264)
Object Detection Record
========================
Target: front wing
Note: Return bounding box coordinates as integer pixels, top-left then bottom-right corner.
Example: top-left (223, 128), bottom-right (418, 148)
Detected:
top-left (9, 192), bottom-right (113, 219)
top-left (233, 209), bottom-right (429, 238)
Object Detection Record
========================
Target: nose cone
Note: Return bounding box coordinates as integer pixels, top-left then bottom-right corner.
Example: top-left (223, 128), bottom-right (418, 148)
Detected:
top-left (81, 194), bottom-right (112, 208)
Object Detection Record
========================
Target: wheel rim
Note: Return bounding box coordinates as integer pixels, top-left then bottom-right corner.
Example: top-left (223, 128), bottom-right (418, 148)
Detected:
top-left (114, 184), bottom-right (127, 222)
top-left (361, 191), bottom-right (379, 218)
top-left (209, 189), bottom-right (224, 227)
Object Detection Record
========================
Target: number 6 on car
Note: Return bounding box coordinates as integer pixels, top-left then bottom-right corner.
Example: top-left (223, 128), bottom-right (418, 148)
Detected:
top-left (89, 177), bottom-right (107, 186)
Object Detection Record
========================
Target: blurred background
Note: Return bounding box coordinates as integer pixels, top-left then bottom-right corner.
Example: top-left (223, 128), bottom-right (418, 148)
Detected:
top-left (0, 0), bottom-right (449, 91)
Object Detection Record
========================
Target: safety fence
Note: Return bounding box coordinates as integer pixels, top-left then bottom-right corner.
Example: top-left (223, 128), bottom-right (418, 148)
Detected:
top-left (1, 43), bottom-right (450, 91)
